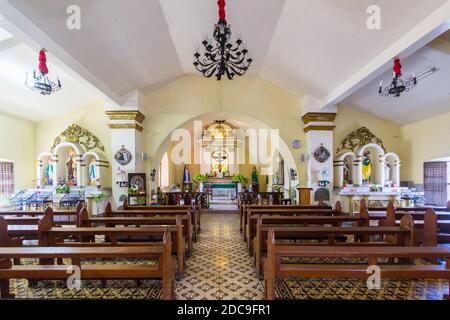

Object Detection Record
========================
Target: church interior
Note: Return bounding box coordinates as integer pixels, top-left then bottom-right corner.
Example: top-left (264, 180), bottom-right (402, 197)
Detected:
top-left (0, 0), bottom-right (450, 301)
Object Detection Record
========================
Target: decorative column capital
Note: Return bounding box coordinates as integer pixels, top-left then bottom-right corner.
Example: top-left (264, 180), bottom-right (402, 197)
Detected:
top-left (106, 110), bottom-right (146, 132)
top-left (302, 112), bottom-right (337, 133)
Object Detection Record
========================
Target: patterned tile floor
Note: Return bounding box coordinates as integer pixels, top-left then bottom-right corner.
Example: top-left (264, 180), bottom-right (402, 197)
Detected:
top-left (176, 211), bottom-right (264, 300)
top-left (9, 209), bottom-right (450, 300)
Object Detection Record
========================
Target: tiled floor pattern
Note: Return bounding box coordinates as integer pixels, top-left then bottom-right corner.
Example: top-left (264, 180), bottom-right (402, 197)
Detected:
top-left (176, 212), bottom-right (264, 300)
top-left (8, 211), bottom-right (450, 300)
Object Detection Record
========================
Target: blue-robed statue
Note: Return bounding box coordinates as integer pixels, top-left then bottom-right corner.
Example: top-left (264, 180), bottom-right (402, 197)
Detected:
top-left (183, 165), bottom-right (191, 183)
top-left (44, 160), bottom-right (54, 185)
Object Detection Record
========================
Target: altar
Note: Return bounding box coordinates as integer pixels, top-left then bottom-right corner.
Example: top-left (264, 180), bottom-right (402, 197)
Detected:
top-left (206, 177), bottom-right (236, 201)
top-left (333, 185), bottom-right (407, 213)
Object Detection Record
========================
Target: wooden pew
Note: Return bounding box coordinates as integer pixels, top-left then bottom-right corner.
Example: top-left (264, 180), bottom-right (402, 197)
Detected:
top-left (366, 199), bottom-right (450, 212)
top-left (240, 200), bottom-right (332, 233)
top-left (119, 201), bottom-right (198, 241)
top-left (124, 197), bottom-right (202, 235)
top-left (0, 203), bottom-right (82, 226)
top-left (102, 204), bottom-right (193, 252)
top-left (264, 228), bottom-right (450, 300)
top-left (39, 213), bottom-right (185, 278)
top-left (0, 231), bottom-right (175, 300)
top-left (254, 214), bottom-right (414, 277)
top-left (245, 203), bottom-right (343, 247)
top-left (369, 204), bottom-right (445, 245)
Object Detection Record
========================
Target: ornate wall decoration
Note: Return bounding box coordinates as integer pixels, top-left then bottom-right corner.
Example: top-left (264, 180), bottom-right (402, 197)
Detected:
top-left (115, 146), bottom-right (132, 166)
top-left (314, 144), bottom-right (331, 163)
top-left (51, 124), bottom-right (105, 152)
top-left (336, 127), bottom-right (385, 154)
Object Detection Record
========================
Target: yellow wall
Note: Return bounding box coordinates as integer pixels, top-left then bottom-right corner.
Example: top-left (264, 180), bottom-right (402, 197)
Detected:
top-left (142, 75), bottom-right (305, 183)
top-left (401, 111), bottom-right (450, 184)
top-left (0, 112), bottom-right (35, 192)
top-left (34, 101), bottom-right (113, 187)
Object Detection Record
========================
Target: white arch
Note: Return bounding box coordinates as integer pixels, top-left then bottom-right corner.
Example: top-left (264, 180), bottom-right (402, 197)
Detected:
top-left (384, 152), bottom-right (400, 161)
top-left (384, 152), bottom-right (401, 186)
top-left (334, 152), bottom-right (357, 187)
top-left (53, 142), bottom-right (84, 156)
top-left (356, 143), bottom-right (385, 157)
top-left (151, 112), bottom-right (298, 192)
top-left (82, 151), bottom-right (101, 161)
top-left (335, 151), bottom-right (357, 162)
top-left (37, 152), bottom-right (54, 161)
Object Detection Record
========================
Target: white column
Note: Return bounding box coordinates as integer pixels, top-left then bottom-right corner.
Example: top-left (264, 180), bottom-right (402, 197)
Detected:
top-left (106, 104), bottom-right (146, 208)
top-left (354, 157), bottom-right (363, 186)
top-left (301, 106), bottom-right (337, 203)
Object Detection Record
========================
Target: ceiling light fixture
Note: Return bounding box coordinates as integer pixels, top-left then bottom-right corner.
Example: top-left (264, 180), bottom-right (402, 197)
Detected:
top-left (193, 0), bottom-right (252, 80)
top-left (378, 58), bottom-right (436, 97)
top-left (25, 48), bottom-right (61, 95)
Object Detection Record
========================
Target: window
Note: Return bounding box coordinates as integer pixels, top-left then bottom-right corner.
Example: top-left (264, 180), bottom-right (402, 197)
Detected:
top-left (424, 161), bottom-right (448, 206)
top-left (0, 160), bottom-right (14, 197)
top-left (159, 153), bottom-right (169, 188)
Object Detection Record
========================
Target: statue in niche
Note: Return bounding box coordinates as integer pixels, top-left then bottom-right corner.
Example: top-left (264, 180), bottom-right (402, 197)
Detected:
top-left (89, 159), bottom-right (97, 185)
top-left (44, 160), bottom-right (54, 186)
top-left (362, 151), bottom-right (372, 184)
top-left (251, 166), bottom-right (259, 185)
top-left (343, 161), bottom-right (351, 184)
top-left (385, 163), bottom-right (391, 183)
top-left (66, 150), bottom-right (77, 184)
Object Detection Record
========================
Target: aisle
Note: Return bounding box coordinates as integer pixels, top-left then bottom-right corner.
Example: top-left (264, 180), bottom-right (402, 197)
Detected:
top-left (176, 212), bottom-right (264, 300)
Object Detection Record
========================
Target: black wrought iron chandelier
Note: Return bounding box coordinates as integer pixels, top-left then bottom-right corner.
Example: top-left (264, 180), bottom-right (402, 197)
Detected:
top-left (25, 49), bottom-right (62, 95)
top-left (378, 58), bottom-right (436, 98)
top-left (194, 0), bottom-right (252, 80)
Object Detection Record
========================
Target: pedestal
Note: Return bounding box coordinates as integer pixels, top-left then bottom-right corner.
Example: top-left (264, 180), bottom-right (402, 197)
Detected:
top-left (297, 187), bottom-right (313, 206)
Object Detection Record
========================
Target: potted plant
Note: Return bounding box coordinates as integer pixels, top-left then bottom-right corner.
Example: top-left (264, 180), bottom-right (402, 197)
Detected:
top-left (232, 174), bottom-right (249, 193)
top-left (192, 174), bottom-right (209, 192)
top-left (91, 192), bottom-right (108, 215)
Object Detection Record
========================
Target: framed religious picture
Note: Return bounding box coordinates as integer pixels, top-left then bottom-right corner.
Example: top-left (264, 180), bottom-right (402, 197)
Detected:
top-left (115, 145), bottom-right (132, 166)
top-left (313, 144), bottom-right (331, 163)
top-left (128, 173), bottom-right (146, 192)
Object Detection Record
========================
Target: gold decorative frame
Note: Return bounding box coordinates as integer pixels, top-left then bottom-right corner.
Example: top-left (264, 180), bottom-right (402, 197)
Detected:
top-left (51, 124), bottom-right (105, 152)
top-left (336, 127), bottom-right (385, 154)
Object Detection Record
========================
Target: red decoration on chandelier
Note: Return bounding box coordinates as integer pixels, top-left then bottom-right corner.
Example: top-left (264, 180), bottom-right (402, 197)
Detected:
top-left (38, 49), bottom-right (49, 75)
top-left (218, 0), bottom-right (226, 21)
top-left (393, 58), bottom-right (402, 77)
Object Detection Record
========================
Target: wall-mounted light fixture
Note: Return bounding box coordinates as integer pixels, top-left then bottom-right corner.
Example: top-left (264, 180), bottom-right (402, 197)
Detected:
top-left (150, 169), bottom-right (157, 182)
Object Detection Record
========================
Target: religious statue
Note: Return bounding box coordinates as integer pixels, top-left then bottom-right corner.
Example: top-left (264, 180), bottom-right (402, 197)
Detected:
top-left (66, 150), bottom-right (77, 183)
top-left (183, 165), bottom-right (191, 183)
top-left (44, 160), bottom-right (54, 186)
top-left (343, 161), bottom-right (351, 184)
top-left (89, 159), bottom-right (96, 185)
top-left (385, 163), bottom-right (391, 183)
top-left (362, 151), bottom-right (372, 184)
top-left (251, 166), bottom-right (259, 185)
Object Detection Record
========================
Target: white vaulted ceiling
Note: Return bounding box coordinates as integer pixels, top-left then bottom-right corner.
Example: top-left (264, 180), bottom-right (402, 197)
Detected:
top-left (0, 0), bottom-right (449, 123)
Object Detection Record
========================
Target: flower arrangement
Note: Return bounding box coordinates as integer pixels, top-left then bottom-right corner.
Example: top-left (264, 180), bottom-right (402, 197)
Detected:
top-left (128, 185), bottom-right (140, 195)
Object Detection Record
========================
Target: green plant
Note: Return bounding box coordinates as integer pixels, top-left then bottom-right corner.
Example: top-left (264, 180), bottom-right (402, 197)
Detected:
top-left (192, 174), bottom-right (209, 183)
top-left (137, 196), bottom-right (146, 205)
top-left (272, 185), bottom-right (285, 192)
top-left (128, 186), bottom-right (139, 195)
top-left (91, 192), bottom-right (108, 204)
top-left (232, 174), bottom-right (249, 187)
top-left (56, 185), bottom-right (70, 194)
